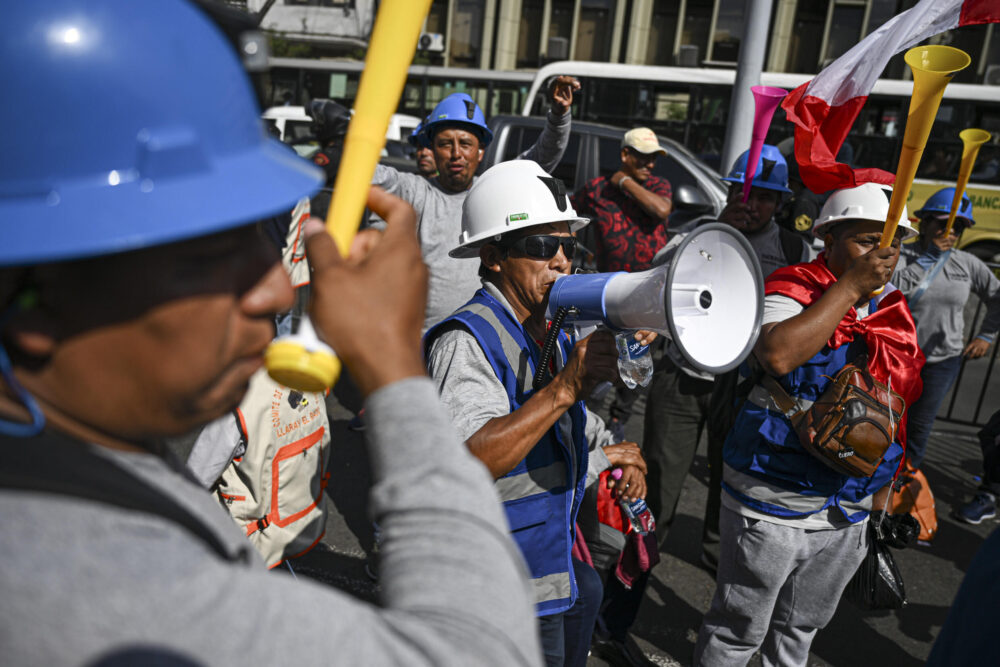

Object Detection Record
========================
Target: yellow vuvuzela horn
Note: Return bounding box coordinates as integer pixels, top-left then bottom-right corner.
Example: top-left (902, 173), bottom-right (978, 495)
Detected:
top-left (944, 128), bottom-right (991, 237)
top-left (265, 0), bottom-right (433, 392)
top-left (878, 45), bottom-right (971, 249)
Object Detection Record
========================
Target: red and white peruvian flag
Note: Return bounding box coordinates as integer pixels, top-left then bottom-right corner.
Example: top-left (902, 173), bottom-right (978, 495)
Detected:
top-left (782, 0), bottom-right (1000, 194)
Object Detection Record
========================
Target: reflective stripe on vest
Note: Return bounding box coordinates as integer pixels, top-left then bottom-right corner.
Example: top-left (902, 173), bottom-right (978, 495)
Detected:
top-left (453, 299), bottom-right (535, 400)
top-left (533, 571), bottom-right (573, 610)
top-left (426, 288), bottom-right (589, 616)
top-left (495, 460), bottom-right (567, 503)
top-left (722, 463), bottom-right (872, 518)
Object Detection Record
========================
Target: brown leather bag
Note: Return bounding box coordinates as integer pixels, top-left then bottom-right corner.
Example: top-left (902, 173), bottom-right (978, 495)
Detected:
top-left (761, 355), bottom-right (905, 477)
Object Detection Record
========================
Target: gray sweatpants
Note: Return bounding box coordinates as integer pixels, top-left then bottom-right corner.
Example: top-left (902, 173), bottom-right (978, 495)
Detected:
top-left (693, 505), bottom-right (868, 667)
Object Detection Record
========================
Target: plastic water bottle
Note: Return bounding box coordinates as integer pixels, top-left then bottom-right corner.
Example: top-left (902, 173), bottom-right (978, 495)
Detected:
top-left (611, 468), bottom-right (653, 536)
top-left (615, 331), bottom-right (653, 389)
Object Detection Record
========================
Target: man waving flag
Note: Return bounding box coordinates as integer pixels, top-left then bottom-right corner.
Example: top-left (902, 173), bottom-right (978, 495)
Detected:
top-left (782, 0), bottom-right (1000, 195)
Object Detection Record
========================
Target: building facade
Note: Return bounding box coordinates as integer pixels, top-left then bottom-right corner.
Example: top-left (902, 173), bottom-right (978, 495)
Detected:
top-left (251, 0), bottom-right (1000, 84)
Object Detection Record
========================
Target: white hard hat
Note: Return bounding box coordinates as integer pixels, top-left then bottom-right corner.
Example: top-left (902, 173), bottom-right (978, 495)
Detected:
top-left (813, 182), bottom-right (917, 241)
top-left (450, 160), bottom-right (589, 259)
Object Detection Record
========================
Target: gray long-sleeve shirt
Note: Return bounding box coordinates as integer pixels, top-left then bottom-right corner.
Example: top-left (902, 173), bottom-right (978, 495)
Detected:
top-left (0, 378), bottom-right (543, 667)
top-left (893, 245), bottom-right (1000, 363)
top-left (372, 110), bottom-right (571, 331)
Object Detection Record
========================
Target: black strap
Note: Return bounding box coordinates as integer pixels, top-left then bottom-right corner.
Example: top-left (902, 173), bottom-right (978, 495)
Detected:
top-left (778, 225), bottom-right (804, 267)
top-left (0, 432), bottom-right (247, 562)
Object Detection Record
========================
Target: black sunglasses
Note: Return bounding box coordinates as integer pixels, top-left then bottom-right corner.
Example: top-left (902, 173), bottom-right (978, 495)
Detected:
top-left (500, 234), bottom-right (577, 260)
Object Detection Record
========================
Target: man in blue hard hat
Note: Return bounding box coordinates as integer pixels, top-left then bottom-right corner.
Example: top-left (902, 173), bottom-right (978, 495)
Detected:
top-left (642, 144), bottom-right (813, 574)
top-left (369, 77), bottom-right (581, 332)
top-left (718, 144), bottom-right (813, 276)
top-left (0, 2), bottom-right (544, 665)
top-left (893, 188), bottom-right (1000, 524)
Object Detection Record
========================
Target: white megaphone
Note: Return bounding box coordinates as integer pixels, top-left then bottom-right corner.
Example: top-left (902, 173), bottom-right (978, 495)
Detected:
top-left (547, 223), bottom-right (764, 374)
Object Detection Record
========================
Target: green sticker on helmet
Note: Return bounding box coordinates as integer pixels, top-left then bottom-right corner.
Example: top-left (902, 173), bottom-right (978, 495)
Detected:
top-left (509, 213), bottom-right (529, 222)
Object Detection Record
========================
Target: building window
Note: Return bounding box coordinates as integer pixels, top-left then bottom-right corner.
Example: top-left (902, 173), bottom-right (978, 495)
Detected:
top-left (426, 0), bottom-right (448, 34)
top-left (575, 0), bottom-right (616, 62)
top-left (822, 5), bottom-right (865, 68)
top-left (680, 0), bottom-right (713, 67)
top-left (940, 24), bottom-right (989, 83)
top-left (985, 25), bottom-right (1000, 85)
top-left (865, 0), bottom-right (902, 34)
top-left (710, 0), bottom-right (743, 64)
top-left (647, 3), bottom-right (680, 66)
top-left (547, 0), bottom-right (575, 61)
top-left (865, 0), bottom-right (919, 79)
top-left (786, 2), bottom-right (825, 73)
top-left (449, 0), bottom-right (486, 68)
top-left (517, 0), bottom-right (545, 68)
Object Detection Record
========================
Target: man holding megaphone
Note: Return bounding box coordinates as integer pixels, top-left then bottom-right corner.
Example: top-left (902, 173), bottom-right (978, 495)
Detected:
top-left (426, 160), bottom-right (650, 667)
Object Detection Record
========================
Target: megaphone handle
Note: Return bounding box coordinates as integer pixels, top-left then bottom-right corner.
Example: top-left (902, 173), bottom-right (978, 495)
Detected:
top-left (534, 306), bottom-right (569, 390)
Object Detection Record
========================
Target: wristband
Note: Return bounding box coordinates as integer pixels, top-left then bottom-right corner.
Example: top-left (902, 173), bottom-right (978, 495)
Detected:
top-left (617, 175), bottom-right (633, 189)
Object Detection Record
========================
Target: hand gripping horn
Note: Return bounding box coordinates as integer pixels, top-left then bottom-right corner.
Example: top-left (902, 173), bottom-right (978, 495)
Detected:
top-left (265, 0), bottom-right (433, 392)
top-left (944, 128), bottom-right (991, 237)
top-left (742, 86), bottom-right (788, 203)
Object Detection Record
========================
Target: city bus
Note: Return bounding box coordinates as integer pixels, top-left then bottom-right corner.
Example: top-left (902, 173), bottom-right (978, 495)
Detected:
top-left (524, 61), bottom-right (1000, 261)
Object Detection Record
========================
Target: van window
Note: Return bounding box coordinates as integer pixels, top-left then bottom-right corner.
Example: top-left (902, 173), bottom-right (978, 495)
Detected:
top-left (597, 136), bottom-right (699, 195)
top-left (284, 120), bottom-right (313, 144)
top-left (502, 126), bottom-right (580, 190)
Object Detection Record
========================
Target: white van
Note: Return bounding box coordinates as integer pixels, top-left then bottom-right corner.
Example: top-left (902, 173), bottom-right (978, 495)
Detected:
top-left (263, 106), bottom-right (422, 158)
top-left (261, 106), bottom-right (313, 156)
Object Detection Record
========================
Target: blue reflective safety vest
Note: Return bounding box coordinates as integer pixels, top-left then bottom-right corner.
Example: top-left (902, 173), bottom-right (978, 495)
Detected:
top-left (722, 300), bottom-right (903, 523)
top-left (426, 289), bottom-right (590, 616)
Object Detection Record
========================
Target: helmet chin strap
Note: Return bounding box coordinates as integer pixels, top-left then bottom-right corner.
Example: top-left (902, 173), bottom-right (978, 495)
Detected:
top-left (0, 299), bottom-right (45, 437)
top-left (0, 345), bottom-right (45, 438)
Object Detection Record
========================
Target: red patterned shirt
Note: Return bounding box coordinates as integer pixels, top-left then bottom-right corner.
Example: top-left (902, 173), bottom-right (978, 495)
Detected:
top-left (571, 175), bottom-right (672, 272)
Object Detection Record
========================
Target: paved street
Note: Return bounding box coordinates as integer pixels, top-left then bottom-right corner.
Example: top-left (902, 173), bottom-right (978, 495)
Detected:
top-left (291, 359), bottom-right (998, 666)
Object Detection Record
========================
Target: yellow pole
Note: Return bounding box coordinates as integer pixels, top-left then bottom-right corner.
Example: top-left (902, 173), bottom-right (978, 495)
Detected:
top-left (878, 45), bottom-right (970, 248)
top-left (265, 0), bottom-right (432, 392)
top-left (943, 128), bottom-right (991, 237)
top-left (327, 0), bottom-right (434, 254)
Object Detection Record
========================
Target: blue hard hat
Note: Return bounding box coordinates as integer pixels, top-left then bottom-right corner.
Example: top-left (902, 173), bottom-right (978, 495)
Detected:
top-left (421, 93), bottom-right (493, 147)
top-left (408, 122), bottom-right (427, 148)
top-left (722, 144), bottom-right (792, 194)
top-left (0, 0), bottom-right (324, 267)
top-left (914, 187), bottom-right (976, 226)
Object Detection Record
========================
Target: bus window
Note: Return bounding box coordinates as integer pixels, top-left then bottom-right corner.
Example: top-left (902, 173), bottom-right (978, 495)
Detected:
top-left (653, 92), bottom-right (689, 122)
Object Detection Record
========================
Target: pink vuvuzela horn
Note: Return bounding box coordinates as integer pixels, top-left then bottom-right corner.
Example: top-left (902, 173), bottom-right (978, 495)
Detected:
top-left (742, 86), bottom-right (788, 204)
